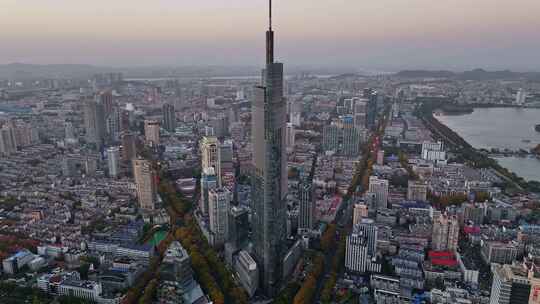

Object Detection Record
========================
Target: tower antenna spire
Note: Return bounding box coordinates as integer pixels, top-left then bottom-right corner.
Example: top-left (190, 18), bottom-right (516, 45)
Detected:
top-left (269, 0), bottom-right (272, 30)
top-left (265, 0), bottom-right (274, 64)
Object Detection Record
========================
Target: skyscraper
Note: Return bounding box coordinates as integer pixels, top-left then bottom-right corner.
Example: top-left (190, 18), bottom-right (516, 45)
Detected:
top-left (107, 146), bottom-right (120, 178)
top-left (208, 188), bottom-right (232, 247)
top-left (121, 132), bottom-right (137, 163)
top-left (144, 120), bottom-right (160, 146)
top-left (200, 136), bottom-right (222, 187)
top-left (84, 99), bottom-right (106, 147)
top-left (0, 125), bottom-right (16, 156)
top-left (162, 103), bottom-right (176, 133)
top-left (133, 158), bottom-right (157, 210)
top-left (251, 0), bottom-right (288, 295)
top-left (99, 90), bottom-right (115, 114)
top-left (298, 179), bottom-right (315, 233)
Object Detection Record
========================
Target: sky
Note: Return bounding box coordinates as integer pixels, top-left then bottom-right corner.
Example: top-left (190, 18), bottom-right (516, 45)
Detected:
top-left (1, 0), bottom-right (539, 71)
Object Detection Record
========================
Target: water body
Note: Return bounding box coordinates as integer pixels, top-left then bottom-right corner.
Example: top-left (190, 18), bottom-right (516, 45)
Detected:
top-left (436, 107), bottom-right (540, 182)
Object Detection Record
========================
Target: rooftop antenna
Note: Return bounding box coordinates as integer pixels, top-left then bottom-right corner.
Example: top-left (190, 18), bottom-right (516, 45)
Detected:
top-left (269, 0), bottom-right (272, 30)
top-left (266, 0), bottom-right (274, 64)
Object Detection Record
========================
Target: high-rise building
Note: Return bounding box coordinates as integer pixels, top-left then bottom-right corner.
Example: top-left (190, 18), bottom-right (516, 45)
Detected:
top-left (162, 103), bottom-right (176, 133)
top-left (322, 117), bottom-right (362, 156)
top-left (0, 125), bottom-right (16, 156)
top-left (208, 188), bottom-right (232, 246)
top-left (234, 250), bottom-right (259, 298)
top-left (431, 214), bottom-right (459, 252)
top-left (133, 158), bottom-right (157, 210)
top-left (99, 90), bottom-right (115, 114)
top-left (200, 167), bottom-right (218, 216)
top-left (107, 147), bottom-right (120, 178)
top-left (298, 180), bottom-right (315, 233)
top-left (285, 123), bottom-right (295, 153)
top-left (515, 89), bottom-right (527, 106)
top-left (84, 99), bottom-right (106, 147)
top-left (322, 123), bottom-right (340, 153)
top-left (160, 241), bottom-right (194, 288)
top-left (490, 263), bottom-right (540, 304)
top-left (355, 219), bottom-right (378, 256)
top-left (407, 181), bottom-right (428, 202)
top-left (200, 136), bottom-right (222, 187)
top-left (251, 1), bottom-right (288, 295)
top-left (353, 204), bottom-right (368, 225)
top-left (106, 107), bottom-right (120, 142)
top-left (365, 88), bottom-right (378, 130)
top-left (64, 121), bottom-right (77, 143)
top-left (341, 116), bottom-right (362, 156)
top-left (345, 229), bottom-right (381, 274)
top-left (228, 206), bottom-right (250, 248)
top-left (368, 176), bottom-right (389, 210)
top-left (144, 120), bottom-right (160, 146)
top-left (121, 132), bottom-right (137, 162)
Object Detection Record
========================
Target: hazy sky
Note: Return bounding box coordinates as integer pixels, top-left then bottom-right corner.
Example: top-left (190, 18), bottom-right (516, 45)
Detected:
top-left (1, 0), bottom-right (539, 71)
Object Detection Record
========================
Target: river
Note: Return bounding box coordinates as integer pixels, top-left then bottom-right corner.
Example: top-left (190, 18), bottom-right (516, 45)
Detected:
top-left (435, 107), bottom-right (540, 182)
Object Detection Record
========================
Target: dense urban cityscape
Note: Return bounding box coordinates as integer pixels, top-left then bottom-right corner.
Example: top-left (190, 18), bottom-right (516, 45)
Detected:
top-left (1, 1), bottom-right (540, 304)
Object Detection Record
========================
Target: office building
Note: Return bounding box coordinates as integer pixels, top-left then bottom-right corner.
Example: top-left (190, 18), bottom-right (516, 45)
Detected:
top-left (251, 1), bottom-right (288, 295)
top-left (490, 263), bottom-right (540, 304)
top-left (107, 146), bottom-right (120, 178)
top-left (365, 88), bottom-right (378, 130)
top-left (133, 159), bottom-right (157, 210)
top-left (286, 122), bottom-right (295, 153)
top-left (99, 90), bottom-right (115, 114)
top-left (160, 241), bottom-right (193, 287)
top-left (355, 219), bottom-right (378, 256)
top-left (345, 229), bottom-right (381, 274)
top-left (208, 188), bottom-right (231, 247)
top-left (407, 181), bottom-right (428, 202)
top-left (106, 107), bottom-right (120, 142)
top-left (0, 124), bottom-right (16, 156)
top-left (121, 132), bottom-right (137, 162)
top-left (368, 176), bottom-right (389, 210)
top-left (322, 123), bottom-right (340, 153)
top-left (200, 136), bottom-right (222, 187)
top-left (84, 99), bottom-right (106, 147)
top-left (235, 250), bottom-right (259, 298)
top-left (298, 180), bottom-right (315, 233)
top-left (162, 103), bottom-right (176, 132)
top-left (228, 206), bottom-right (250, 248)
top-left (353, 204), bottom-right (368, 225)
top-left (144, 120), bottom-right (160, 146)
top-left (432, 214), bottom-right (459, 252)
top-left (200, 167), bottom-right (218, 216)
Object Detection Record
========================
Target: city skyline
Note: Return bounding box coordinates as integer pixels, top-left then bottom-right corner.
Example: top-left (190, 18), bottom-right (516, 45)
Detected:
top-left (1, 0), bottom-right (540, 70)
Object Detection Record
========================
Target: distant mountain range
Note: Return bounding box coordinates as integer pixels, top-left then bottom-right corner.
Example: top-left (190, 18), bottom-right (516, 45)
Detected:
top-left (0, 63), bottom-right (357, 80)
top-left (1, 63), bottom-right (539, 81)
top-left (394, 68), bottom-right (540, 81)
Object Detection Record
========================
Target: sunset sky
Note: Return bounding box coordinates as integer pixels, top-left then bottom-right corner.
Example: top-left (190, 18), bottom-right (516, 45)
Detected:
top-left (1, 0), bottom-right (539, 70)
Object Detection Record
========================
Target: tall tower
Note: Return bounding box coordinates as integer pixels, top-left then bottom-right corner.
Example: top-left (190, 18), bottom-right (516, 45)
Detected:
top-left (162, 103), bottom-right (176, 132)
top-left (84, 99), bottom-right (106, 148)
top-left (251, 0), bottom-right (288, 296)
top-left (133, 158), bottom-right (157, 210)
top-left (107, 146), bottom-right (120, 178)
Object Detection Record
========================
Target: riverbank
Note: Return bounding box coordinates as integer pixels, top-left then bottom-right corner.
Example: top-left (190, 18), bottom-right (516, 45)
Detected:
top-left (417, 102), bottom-right (540, 193)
